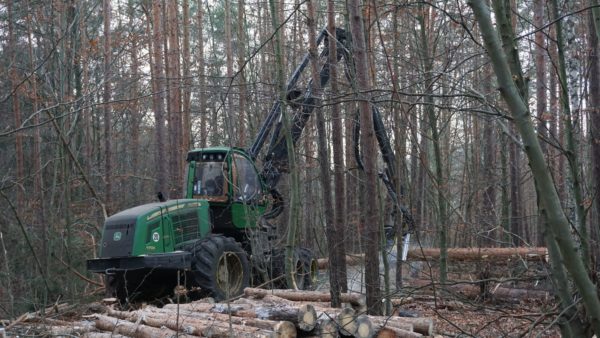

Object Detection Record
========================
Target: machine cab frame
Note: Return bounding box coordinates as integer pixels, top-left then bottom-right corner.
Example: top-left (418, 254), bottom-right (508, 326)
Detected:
top-left (185, 147), bottom-right (267, 229)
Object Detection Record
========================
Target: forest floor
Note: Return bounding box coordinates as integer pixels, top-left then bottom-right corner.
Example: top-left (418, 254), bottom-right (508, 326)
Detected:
top-left (3, 252), bottom-right (561, 337)
top-left (403, 296), bottom-right (560, 337)
top-left (313, 254), bottom-right (561, 337)
top-left (3, 289), bottom-right (561, 338)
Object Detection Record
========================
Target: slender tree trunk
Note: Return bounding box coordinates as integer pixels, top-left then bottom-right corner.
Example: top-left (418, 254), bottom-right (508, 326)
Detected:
top-left (327, 0), bottom-right (348, 294)
top-left (589, 9), bottom-right (600, 265)
top-left (306, 0), bottom-right (339, 306)
top-left (391, 10), bottom-right (408, 288)
top-left (417, 4), bottom-right (447, 282)
top-left (481, 79), bottom-right (497, 245)
top-left (237, 0), bottom-right (248, 146)
top-left (492, 0), bottom-right (527, 246)
top-left (534, 0), bottom-right (547, 247)
top-left (197, 0), bottom-right (207, 148)
top-left (509, 139), bottom-right (523, 245)
top-left (151, 0), bottom-right (168, 197)
top-left (166, 0), bottom-right (182, 197)
top-left (345, 104), bottom-right (359, 251)
top-left (268, 0), bottom-right (299, 289)
top-left (225, 0), bottom-right (235, 142)
top-left (128, 2), bottom-right (141, 202)
top-left (182, 0), bottom-right (192, 152)
top-left (347, 0), bottom-right (381, 315)
top-left (103, 0), bottom-right (113, 212)
top-left (550, 0), bottom-right (589, 265)
top-left (27, 0), bottom-right (47, 276)
top-left (8, 0), bottom-right (24, 211)
top-left (469, 0), bottom-right (600, 333)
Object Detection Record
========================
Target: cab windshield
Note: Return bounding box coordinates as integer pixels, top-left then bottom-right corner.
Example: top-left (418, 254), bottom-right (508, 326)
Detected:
top-left (192, 153), bottom-right (228, 200)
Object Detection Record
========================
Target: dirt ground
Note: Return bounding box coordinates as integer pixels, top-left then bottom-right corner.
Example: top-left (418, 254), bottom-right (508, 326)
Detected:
top-left (403, 298), bottom-right (561, 337)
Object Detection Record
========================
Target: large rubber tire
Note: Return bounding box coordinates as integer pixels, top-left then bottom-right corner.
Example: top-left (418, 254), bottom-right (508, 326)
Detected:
top-left (105, 271), bottom-right (173, 306)
top-left (297, 247), bottom-right (318, 290)
top-left (186, 235), bottom-right (250, 301)
top-left (270, 247), bottom-right (317, 290)
top-left (105, 274), bottom-right (127, 304)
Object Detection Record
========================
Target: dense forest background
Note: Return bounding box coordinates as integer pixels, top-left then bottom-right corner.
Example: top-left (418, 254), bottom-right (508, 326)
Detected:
top-left (1, 0), bottom-right (600, 328)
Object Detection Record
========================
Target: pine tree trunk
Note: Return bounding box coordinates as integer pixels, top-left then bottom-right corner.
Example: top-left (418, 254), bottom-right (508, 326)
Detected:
top-left (534, 0), bottom-right (547, 247)
top-left (327, 1), bottom-right (348, 295)
top-left (225, 0), bottom-right (235, 142)
top-left (166, 1), bottom-right (182, 197)
top-left (182, 0), bottom-right (192, 152)
top-left (197, 0), bottom-right (207, 148)
top-left (237, 0), bottom-right (247, 146)
top-left (347, 0), bottom-right (381, 315)
top-left (8, 0), bottom-right (24, 211)
top-left (103, 0), bottom-right (112, 212)
top-left (26, 1), bottom-right (47, 274)
top-left (306, 0), bottom-right (339, 306)
top-left (129, 2), bottom-right (141, 201)
top-left (150, 0), bottom-right (168, 196)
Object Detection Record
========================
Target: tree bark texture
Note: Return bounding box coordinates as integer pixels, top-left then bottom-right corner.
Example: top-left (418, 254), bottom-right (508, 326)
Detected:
top-left (103, 0), bottom-right (112, 212)
top-left (347, 0), bottom-right (382, 315)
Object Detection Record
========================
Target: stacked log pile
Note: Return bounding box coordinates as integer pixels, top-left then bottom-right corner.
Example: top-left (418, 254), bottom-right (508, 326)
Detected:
top-left (4, 288), bottom-right (437, 338)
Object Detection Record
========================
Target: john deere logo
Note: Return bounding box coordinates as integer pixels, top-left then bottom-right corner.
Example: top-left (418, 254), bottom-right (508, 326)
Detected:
top-left (113, 231), bottom-right (122, 241)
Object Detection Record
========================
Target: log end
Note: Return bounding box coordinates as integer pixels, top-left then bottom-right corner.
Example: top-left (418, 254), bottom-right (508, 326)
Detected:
top-left (320, 319), bottom-right (339, 338)
top-left (273, 320), bottom-right (297, 338)
top-left (336, 307), bottom-right (357, 336)
top-left (298, 304), bottom-right (317, 332)
top-left (355, 315), bottom-right (374, 338)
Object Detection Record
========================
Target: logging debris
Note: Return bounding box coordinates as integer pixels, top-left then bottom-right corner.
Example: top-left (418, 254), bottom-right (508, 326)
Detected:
top-left (4, 288), bottom-right (437, 338)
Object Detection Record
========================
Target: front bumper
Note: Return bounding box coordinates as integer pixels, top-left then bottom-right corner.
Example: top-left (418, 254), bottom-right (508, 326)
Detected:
top-left (86, 251), bottom-right (192, 274)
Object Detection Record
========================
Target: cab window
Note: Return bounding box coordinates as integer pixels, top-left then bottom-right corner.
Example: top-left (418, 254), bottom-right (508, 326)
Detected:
top-left (233, 154), bottom-right (261, 202)
top-left (192, 153), bottom-right (228, 200)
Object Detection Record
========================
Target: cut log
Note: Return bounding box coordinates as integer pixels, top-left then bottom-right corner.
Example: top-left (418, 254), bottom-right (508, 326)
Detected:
top-left (244, 288), bottom-right (366, 310)
top-left (319, 319), bottom-right (339, 338)
top-left (407, 247), bottom-right (548, 262)
top-left (105, 308), bottom-right (276, 337)
top-left (357, 315), bottom-right (423, 338)
top-left (375, 327), bottom-right (422, 338)
top-left (148, 306), bottom-right (298, 337)
top-left (162, 301), bottom-right (255, 314)
top-left (380, 317), bottom-right (432, 336)
top-left (407, 279), bottom-right (551, 302)
top-left (368, 317), bottom-right (413, 332)
top-left (355, 316), bottom-right (422, 338)
top-left (83, 333), bottom-right (129, 338)
top-left (336, 307), bottom-right (357, 336)
top-left (317, 254), bottom-right (365, 269)
top-left (298, 304), bottom-right (318, 331)
top-left (94, 314), bottom-right (195, 338)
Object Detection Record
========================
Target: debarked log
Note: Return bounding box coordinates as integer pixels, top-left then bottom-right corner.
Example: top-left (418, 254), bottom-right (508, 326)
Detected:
top-left (244, 288), bottom-right (366, 310)
top-left (355, 315), bottom-right (422, 338)
top-left (407, 279), bottom-right (551, 302)
top-left (317, 254), bottom-right (365, 269)
top-left (94, 314), bottom-right (195, 338)
top-left (103, 308), bottom-right (279, 338)
top-left (407, 247), bottom-right (548, 262)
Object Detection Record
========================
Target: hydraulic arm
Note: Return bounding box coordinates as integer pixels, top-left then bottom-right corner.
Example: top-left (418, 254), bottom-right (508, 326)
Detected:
top-left (248, 27), bottom-right (414, 234)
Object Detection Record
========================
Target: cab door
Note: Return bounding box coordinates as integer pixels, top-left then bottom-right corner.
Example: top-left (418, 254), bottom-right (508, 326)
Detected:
top-left (231, 153), bottom-right (266, 228)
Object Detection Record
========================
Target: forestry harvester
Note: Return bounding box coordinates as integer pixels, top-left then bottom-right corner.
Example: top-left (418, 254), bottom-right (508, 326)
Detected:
top-left (86, 28), bottom-right (414, 303)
